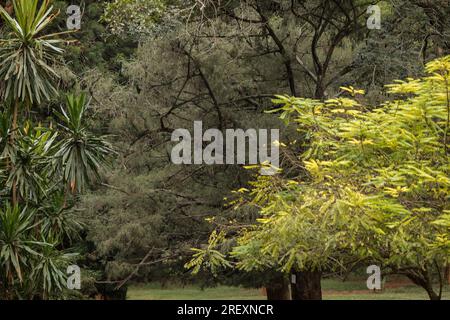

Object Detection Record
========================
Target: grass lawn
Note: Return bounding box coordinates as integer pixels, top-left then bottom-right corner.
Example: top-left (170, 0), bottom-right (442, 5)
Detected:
top-left (127, 278), bottom-right (450, 300)
top-left (128, 284), bottom-right (264, 300)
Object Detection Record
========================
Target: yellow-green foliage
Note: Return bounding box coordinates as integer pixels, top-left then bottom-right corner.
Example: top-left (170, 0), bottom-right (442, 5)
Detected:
top-left (188, 56), bottom-right (450, 275)
top-left (239, 55), bottom-right (450, 272)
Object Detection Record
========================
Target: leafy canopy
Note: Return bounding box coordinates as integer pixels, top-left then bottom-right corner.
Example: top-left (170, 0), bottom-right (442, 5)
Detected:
top-left (189, 56), bottom-right (450, 281)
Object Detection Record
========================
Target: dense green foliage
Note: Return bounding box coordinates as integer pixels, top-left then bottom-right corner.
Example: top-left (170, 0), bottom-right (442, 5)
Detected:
top-left (1, 0), bottom-right (449, 300)
top-left (0, 0), bottom-right (111, 299)
top-left (191, 57), bottom-right (450, 300)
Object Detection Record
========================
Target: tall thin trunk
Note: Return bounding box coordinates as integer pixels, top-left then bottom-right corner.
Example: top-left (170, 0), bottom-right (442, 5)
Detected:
top-left (445, 263), bottom-right (450, 285)
top-left (11, 98), bottom-right (19, 205)
top-left (314, 79), bottom-right (325, 100)
top-left (291, 271), bottom-right (322, 300)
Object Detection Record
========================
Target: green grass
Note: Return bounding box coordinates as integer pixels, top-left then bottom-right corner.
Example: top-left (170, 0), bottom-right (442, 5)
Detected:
top-left (322, 279), bottom-right (450, 300)
top-left (127, 279), bottom-right (450, 300)
top-left (127, 283), bottom-right (264, 300)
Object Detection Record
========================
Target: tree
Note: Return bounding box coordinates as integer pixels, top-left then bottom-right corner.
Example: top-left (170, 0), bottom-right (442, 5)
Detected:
top-left (84, 0), bottom-right (374, 288)
top-left (0, 0), bottom-right (112, 299)
top-left (77, 0), bottom-right (450, 297)
top-left (189, 56), bottom-right (450, 300)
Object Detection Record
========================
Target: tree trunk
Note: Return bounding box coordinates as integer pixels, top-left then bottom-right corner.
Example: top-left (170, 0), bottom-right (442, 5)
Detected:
top-left (427, 290), bottom-right (441, 301)
top-left (314, 80), bottom-right (325, 100)
top-left (406, 271), bottom-right (441, 301)
top-left (266, 276), bottom-right (291, 300)
top-left (95, 283), bottom-right (128, 300)
top-left (445, 264), bottom-right (450, 285)
top-left (11, 98), bottom-right (19, 205)
top-left (291, 271), bottom-right (322, 300)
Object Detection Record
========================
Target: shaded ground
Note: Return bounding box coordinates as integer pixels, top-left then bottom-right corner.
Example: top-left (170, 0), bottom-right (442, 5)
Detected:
top-left (127, 278), bottom-right (450, 300)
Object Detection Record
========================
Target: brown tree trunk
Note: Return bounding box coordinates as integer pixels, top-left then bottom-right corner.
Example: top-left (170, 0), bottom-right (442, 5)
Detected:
top-left (445, 264), bottom-right (450, 285)
top-left (314, 79), bottom-right (326, 100)
top-left (423, 283), bottom-right (439, 300)
top-left (266, 276), bottom-right (291, 300)
top-left (291, 271), bottom-right (322, 300)
top-left (406, 269), bottom-right (441, 301)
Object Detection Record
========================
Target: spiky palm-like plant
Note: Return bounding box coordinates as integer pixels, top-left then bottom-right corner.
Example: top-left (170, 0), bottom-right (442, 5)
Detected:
top-left (54, 93), bottom-right (114, 194)
top-left (0, 0), bottom-right (65, 104)
top-left (0, 204), bottom-right (39, 285)
top-left (0, 0), bottom-right (67, 205)
top-left (0, 1), bottom-right (113, 299)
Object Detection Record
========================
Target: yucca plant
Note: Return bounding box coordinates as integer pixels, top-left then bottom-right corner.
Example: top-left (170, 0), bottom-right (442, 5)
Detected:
top-left (30, 233), bottom-right (76, 299)
top-left (53, 93), bottom-right (114, 194)
top-left (0, 0), bottom-right (65, 105)
top-left (38, 191), bottom-right (83, 244)
top-left (0, 200), bottom-right (79, 300)
top-left (6, 125), bottom-right (57, 203)
top-left (0, 0), bottom-right (67, 206)
top-left (0, 204), bottom-right (41, 285)
top-left (0, 1), bottom-right (112, 300)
